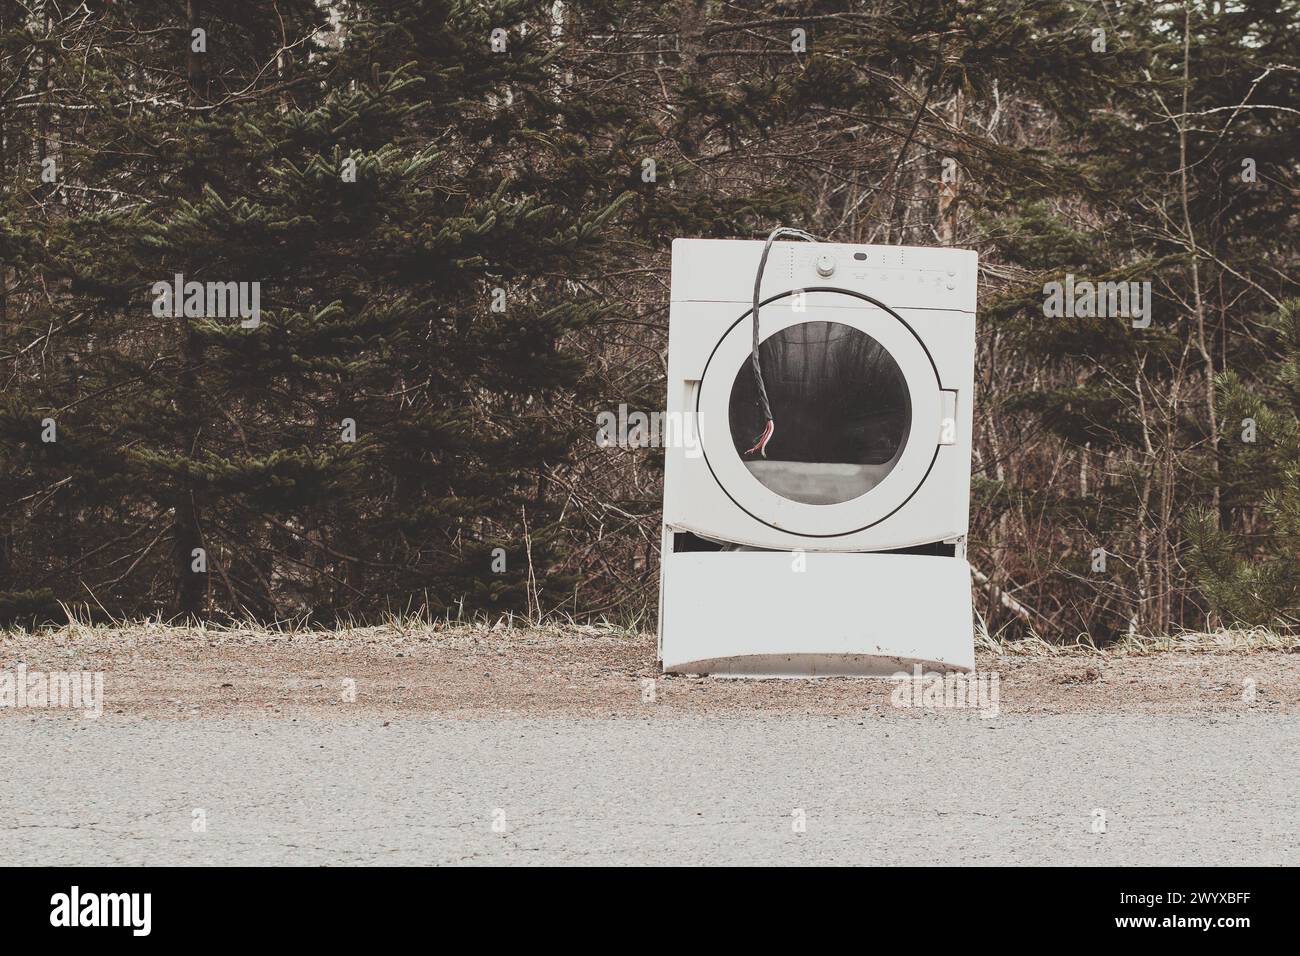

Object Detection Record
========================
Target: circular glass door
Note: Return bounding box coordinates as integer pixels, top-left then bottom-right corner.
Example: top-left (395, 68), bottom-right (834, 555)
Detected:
top-left (697, 292), bottom-right (941, 537)
top-left (728, 321), bottom-right (911, 505)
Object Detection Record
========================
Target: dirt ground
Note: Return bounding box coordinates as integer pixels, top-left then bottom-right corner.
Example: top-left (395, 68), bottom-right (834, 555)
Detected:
top-left (1, 622), bottom-right (1296, 719)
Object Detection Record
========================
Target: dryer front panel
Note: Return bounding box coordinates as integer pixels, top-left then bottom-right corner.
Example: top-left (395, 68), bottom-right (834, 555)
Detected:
top-left (696, 291), bottom-right (943, 538)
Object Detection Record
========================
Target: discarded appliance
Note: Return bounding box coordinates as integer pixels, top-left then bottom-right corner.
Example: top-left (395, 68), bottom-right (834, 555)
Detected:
top-left (658, 234), bottom-right (977, 676)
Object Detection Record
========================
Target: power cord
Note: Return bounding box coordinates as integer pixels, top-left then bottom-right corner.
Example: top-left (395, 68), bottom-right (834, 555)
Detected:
top-left (745, 225), bottom-right (820, 457)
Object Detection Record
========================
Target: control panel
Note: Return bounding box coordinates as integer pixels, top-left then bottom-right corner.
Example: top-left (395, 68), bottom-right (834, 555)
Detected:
top-left (791, 246), bottom-right (963, 300)
top-left (671, 238), bottom-right (977, 313)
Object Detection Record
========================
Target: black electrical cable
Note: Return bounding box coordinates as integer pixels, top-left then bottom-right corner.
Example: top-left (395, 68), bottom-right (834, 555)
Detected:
top-left (746, 225), bottom-right (819, 457)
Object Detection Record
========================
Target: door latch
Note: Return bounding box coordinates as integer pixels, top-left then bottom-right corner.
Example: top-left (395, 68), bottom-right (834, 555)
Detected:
top-left (939, 390), bottom-right (958, 445)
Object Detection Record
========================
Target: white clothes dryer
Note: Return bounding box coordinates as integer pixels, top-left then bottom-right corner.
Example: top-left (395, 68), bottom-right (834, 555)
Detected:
top-left (658, 238), bottom-right (978, 675)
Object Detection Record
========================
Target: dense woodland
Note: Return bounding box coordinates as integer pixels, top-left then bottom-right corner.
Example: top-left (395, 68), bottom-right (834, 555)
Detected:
top-left (2, 0), bottom-right (1299, 641)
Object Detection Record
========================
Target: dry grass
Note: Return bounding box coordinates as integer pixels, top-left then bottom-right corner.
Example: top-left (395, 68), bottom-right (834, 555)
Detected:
top-left (975, 609), bottom-right (1299, 657)
top-left (0, 600), bottom-right (640, 644)
top-left (1108, 627), bottom-right (1300, 656)
top-left (0, 615), bottom-right (635, 653)
top-left (6, 605), bottom-right (1296, 658)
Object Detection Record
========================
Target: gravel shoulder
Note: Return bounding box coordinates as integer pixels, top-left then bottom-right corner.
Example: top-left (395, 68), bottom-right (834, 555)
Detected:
top-left (1, 623), bottom-right (1296, 719)
top-left (3, 625), bottom-right (1296, 866)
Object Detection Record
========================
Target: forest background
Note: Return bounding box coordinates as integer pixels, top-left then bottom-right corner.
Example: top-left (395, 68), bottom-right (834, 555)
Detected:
top-left (2, 0), bottom-right (1299, 644)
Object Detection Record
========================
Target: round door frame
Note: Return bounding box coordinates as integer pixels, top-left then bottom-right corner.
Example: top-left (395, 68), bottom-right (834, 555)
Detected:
top-left (696, 288), bottom-right (943, 538)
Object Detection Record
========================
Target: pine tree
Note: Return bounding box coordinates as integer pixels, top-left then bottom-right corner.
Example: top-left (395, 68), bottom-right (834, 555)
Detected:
top-left (1186, 301), bottom-right (1300, 628)
top-left (2, 1), bottom-right (631, 622)
top-left (971, 1), bottom-right (1300, 638)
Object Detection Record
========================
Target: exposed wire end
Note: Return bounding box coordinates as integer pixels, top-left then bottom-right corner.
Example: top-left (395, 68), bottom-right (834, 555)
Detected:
top-left (744, 419), bottom-right (774, 457)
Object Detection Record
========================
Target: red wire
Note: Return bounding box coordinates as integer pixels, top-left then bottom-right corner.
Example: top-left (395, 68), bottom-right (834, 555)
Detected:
top-left (744, 419), bottom-right (774, 457)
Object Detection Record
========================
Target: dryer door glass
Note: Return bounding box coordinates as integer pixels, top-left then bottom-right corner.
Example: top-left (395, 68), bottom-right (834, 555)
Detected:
top-left (727, 321), bottom-right (911, 505)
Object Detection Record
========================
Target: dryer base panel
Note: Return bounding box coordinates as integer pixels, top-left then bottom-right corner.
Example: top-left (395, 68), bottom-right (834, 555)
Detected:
top-left (659, 547), bottom-right (974, 676)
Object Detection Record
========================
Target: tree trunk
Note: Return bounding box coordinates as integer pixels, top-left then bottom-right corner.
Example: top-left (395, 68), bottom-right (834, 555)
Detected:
top-left (174, 0), bottom-right (208, 618)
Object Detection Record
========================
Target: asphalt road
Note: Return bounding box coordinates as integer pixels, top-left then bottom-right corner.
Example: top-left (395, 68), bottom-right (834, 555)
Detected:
top-left (2, 714), bottom-right (1295, 865)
